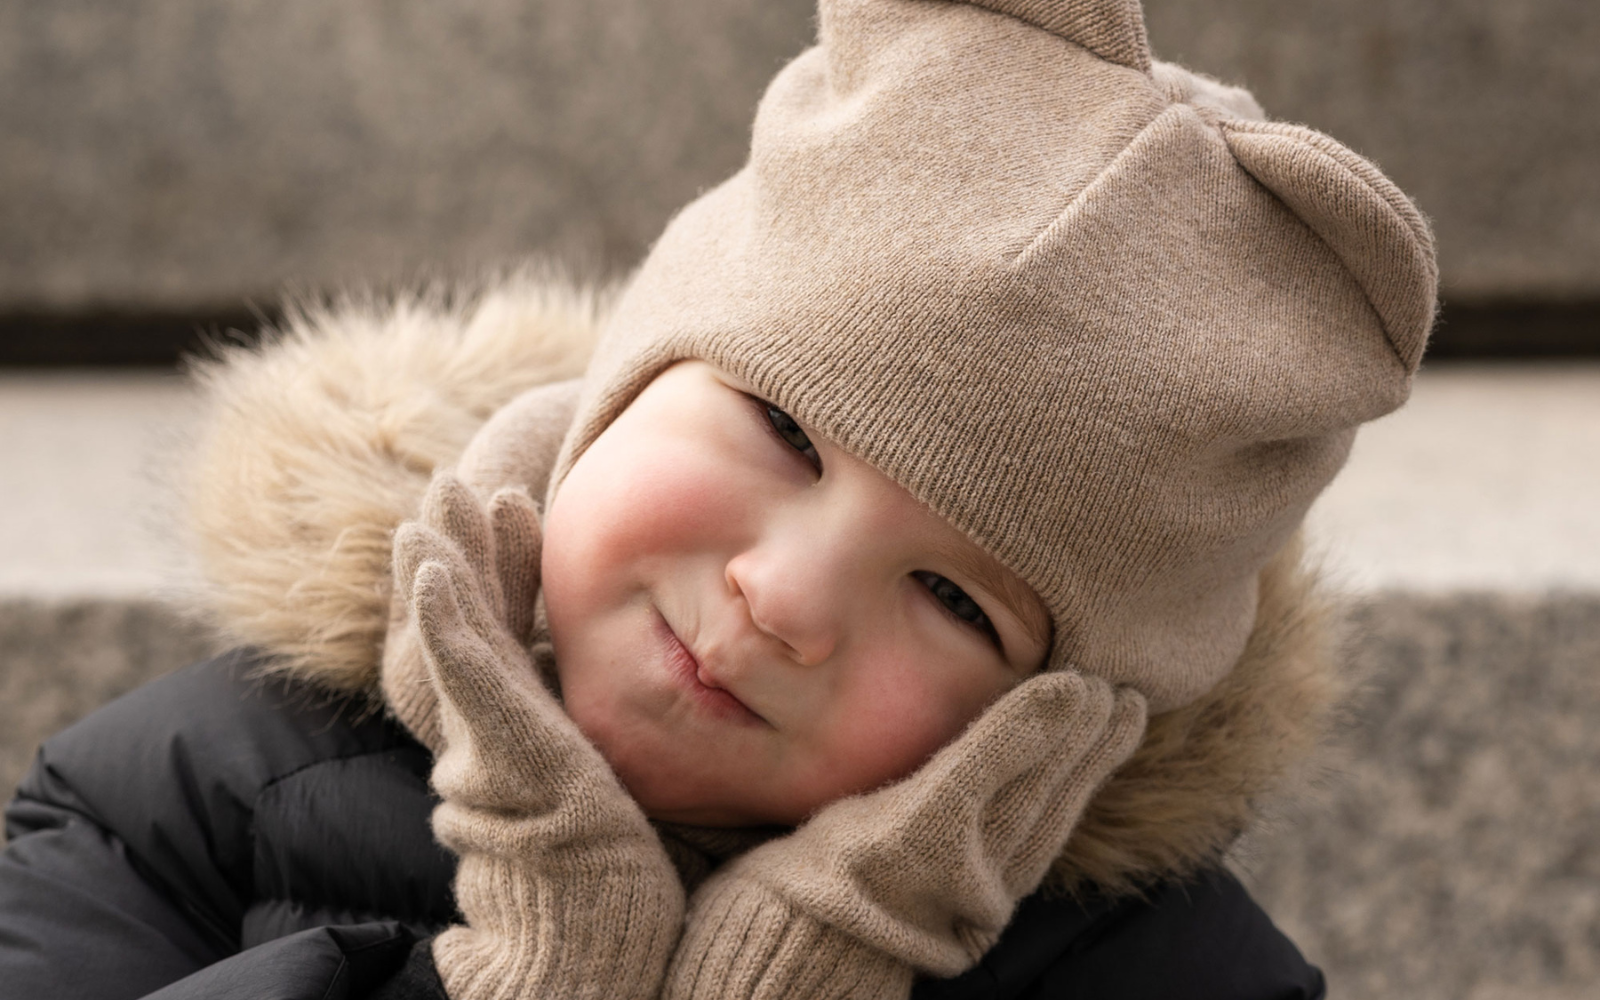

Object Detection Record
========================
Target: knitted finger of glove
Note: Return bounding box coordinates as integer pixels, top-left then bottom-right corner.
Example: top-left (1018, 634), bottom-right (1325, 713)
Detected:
top-left (395, 474), bottom-right (685, 1000)
top-left (665, 671), bottom-right (1147, 1000)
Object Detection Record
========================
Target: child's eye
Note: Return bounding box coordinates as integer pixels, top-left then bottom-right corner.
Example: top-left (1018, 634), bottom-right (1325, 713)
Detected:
top-left (912, 571), bottom-right (999, 644)
top-left (762, 402), bottom-right (822, 470)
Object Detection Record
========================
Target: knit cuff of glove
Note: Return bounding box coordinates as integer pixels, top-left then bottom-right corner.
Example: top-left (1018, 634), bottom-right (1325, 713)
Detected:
top-left (433, 853), bottom-right (683, 1000)
top-left (665, 873), bottom-right (914, 1000)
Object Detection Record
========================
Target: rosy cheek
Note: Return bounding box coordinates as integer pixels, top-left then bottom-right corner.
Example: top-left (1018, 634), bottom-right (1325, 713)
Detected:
top-left (810, 654), bottom-right (988, 798)
top-left (569, 446), bottom-right (744, 566)
top-left (563, 679), bottom-right (648, 785)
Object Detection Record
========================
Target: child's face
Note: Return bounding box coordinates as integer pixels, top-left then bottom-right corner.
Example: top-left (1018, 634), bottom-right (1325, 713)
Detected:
top-left (542, 361), bottom-right (1051, 826)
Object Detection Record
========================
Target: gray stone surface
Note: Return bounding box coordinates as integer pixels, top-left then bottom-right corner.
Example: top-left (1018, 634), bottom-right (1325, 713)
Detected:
top-left (1142, 0), bottom-right (1600, 300)
top-left (0, 0), bottom-right (814, 309)
top-left (0, 598), bottom-right (215, 805)
top-left (1305, 361), bottom-right (1600, 594)
top-left (0, 371), bottom-right (198, 597)
top-left (1237, 593), bottom-right (1600, 1000)
top-left (3, 0), bottom-right (1597, 310)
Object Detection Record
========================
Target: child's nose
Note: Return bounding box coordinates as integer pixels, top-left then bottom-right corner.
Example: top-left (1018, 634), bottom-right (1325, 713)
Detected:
top-left (724, 531), bottom-right (853, 667)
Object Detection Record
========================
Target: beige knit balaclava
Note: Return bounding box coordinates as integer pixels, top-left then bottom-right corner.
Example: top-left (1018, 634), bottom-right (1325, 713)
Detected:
top-left (552, 0), bottom-right (1438, 714)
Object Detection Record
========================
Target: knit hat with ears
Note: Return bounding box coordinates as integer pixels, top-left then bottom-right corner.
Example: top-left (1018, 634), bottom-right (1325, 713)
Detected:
top-left (551, 0), bottom-right (1437, 714)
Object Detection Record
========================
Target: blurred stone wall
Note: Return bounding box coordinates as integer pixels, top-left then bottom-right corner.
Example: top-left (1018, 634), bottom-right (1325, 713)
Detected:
top-left (1238, 594), bottom-right (1600, 1000)
top-left (1143, 0), bottom-right (1600, 301)
top-left (2, 0), bottom-right (1596, 312)
top-left (0, 0), bottom-right (814, 309)
top-left (0, 600), bottom-right (214, 805)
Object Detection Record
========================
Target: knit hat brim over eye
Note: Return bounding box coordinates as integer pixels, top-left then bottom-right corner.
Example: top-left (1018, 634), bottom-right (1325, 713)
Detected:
top-left (552, 0), bottom-right (1437, 714)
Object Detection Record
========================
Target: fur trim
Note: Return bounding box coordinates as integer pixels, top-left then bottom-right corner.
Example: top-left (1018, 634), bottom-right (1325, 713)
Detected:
top-left (184, 271), bottom-right (1340, 890)
top-left (184, 267), bottom-right (604, 696)
top-left (1046, 535), bottom-right (1345, 896)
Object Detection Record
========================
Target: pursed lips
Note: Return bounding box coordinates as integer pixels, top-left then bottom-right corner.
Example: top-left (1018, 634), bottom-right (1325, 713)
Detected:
top-left (657, 611), bottom-right (770, 727)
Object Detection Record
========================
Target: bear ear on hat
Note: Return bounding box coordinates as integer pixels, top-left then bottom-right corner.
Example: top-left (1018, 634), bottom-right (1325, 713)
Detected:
top-left (1221, 119), bottom-right (1439, 373)
top-left (955, 0), bottom-right (1151, 71)
top-left (1151, 60), bottom-right (1265, 122)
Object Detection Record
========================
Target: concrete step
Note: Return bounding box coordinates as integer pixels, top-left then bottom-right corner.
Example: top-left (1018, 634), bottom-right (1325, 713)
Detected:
top-left (1307, 362), bottom-right (1600, 593)
top-left (1238, 593), bottom-right (1600, 999)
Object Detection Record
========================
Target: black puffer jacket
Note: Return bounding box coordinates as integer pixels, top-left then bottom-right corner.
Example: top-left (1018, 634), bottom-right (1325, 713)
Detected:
top-left (1, 651), bottom-right (1324, 999)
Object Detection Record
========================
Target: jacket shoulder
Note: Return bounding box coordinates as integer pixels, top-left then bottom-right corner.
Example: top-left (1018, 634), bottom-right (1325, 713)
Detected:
top-left (1041, 869), bottom-right (1325, 999)
top-left (8, 650), bottom-right (428, 945)
top-left (914, 868), bottom-right (1323, 1000)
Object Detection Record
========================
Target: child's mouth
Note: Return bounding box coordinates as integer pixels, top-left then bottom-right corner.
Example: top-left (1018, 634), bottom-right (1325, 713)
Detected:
top-left (654, 611), bottom-right (769, 728)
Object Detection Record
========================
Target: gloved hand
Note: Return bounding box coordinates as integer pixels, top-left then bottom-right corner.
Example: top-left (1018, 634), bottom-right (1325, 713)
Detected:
top-left (662, 670), bottom-right (1147, 1000)
top-left (394, 473), bottom-right (684, 1000)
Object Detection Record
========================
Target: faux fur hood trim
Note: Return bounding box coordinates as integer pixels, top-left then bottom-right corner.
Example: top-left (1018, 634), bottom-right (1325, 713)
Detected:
top-left (183, 271), bottom-right (1343, 893)
top-left (184, 268), bottom-right (603, 697)
top-left (1045, 534), bottom-right (1342, 896)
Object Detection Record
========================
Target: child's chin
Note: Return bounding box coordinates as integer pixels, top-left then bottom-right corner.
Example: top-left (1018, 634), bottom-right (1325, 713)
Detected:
top-left (630, 783), bottom-right (776, 828)
top-left (572, 704), bottom-right (814, 826)
top-left (626, 774), bottom-right (807, 828)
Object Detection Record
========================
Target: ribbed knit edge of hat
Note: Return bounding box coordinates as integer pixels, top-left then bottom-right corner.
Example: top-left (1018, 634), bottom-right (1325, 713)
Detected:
top-left (955, 0), bottom-right (1152, 71)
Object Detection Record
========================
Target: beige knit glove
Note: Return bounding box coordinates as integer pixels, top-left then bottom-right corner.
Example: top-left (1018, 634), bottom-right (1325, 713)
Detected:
top-left (394, 474), bottom-right (685, 1000)
top-left (664, 671), bottom-right (1147, 1000)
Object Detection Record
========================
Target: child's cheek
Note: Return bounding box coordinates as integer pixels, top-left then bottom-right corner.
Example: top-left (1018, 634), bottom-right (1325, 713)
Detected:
top-left (549, 439), bottom-right (735, 584)
top-left (815, 651), bottom-right (985, 796)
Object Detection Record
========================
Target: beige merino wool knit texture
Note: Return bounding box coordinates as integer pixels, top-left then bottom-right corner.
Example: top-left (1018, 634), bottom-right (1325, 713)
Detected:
top-left (554, 0), bottom-right (1438, 714)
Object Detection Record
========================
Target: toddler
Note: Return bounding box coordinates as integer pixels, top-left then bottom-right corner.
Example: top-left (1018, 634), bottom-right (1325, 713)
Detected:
top-left (0, 1), bottom-right (1435, 998)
